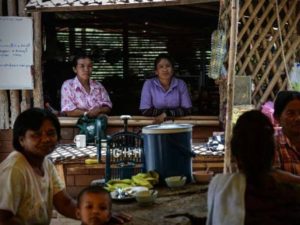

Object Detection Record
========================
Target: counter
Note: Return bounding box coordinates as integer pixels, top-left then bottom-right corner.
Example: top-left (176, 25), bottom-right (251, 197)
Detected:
top-left (58, 115), bottom-right (220, 127)
top-left (58, 115), bottom-right (221, 146)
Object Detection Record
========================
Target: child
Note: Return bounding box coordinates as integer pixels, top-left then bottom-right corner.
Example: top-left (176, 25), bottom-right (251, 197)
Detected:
top-left (77, 186), bottom-right (112, 225)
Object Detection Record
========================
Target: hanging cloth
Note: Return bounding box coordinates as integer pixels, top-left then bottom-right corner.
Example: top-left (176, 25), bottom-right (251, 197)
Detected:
top-left (289, 62), bottom-right (300, 91)
top-left (208, 0), bottom-right (228, 80)
top-left (209, 30), bottom-right (227, 79)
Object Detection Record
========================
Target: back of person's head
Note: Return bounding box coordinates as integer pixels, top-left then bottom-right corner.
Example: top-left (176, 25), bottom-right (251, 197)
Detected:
top-left (77, 185), bottom-right (112, 209)
top-left (72, 51), bottom-right (92, 68)
top-left (231, 110), bottom-right (275, 183)
top-left (274, 91), bottom-right (300, 118)
top-left (13, 108), bottom-right (61, 152)
top-left (154, 53), bottom-right (175, 70)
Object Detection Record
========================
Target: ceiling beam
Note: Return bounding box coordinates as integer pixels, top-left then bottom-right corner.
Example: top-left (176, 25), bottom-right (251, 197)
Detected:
top-left (26, 0), bottom-right (219, 13)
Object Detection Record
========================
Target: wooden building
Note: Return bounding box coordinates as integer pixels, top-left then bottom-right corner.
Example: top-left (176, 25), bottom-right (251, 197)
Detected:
top-left (0, 0), bottom-right (299, 194)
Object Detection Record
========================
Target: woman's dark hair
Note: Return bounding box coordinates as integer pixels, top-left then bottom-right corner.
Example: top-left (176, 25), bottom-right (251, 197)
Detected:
top-left (274, 91), bottom-right (300, 118)
top-left (77, 186), bottom-right (112, 209)
top-left (72, 52), bottom-right (92, 68)
top-left (231, 110), bottom-right (274, 183)
top-left (154, 53), bottom-right (175, 70)
top-left (13, 108), bottom-right (61, 152)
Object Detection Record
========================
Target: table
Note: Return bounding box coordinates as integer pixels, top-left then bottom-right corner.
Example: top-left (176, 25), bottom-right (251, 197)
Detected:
top-left (111, 184), bottom-right (208, 225)
top-left (49, 144), bottom-right (224, 190)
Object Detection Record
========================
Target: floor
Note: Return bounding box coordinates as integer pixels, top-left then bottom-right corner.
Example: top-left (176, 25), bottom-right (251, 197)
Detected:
top-left (50, 211), bottom-right (80, 225)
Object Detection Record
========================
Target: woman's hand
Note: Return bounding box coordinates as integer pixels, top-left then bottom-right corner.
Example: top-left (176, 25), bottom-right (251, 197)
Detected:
top-left (88, 106), bottom-right (111, 118)
top-left (110, 211), bottom-right (132, 224)
top-left (153, 112), bottom-right (167, 124)
top-left (87, 107), bottom-right (101, 118)
top-left (271, 169), bottom-right (300, 184)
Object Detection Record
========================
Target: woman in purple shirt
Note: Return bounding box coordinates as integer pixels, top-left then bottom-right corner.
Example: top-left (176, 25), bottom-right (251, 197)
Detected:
top-left (139, 53), bottom-right (192, 124)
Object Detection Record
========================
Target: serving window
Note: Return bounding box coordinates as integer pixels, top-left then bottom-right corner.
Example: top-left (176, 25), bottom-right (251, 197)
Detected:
top-left (42, 3), bottom-right (220, 116)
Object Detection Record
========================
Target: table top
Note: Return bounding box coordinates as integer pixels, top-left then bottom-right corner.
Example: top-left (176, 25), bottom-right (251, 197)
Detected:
top-left (49, 143), bottom-right (224, 163)
top-left (112, 183), bottom-right (208, 225)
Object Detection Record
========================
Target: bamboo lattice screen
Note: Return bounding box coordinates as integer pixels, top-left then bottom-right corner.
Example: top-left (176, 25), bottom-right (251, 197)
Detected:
top-left (220, 0), bottom-right (300, 172)
top-left (230, 0), bottom-right (299, 107)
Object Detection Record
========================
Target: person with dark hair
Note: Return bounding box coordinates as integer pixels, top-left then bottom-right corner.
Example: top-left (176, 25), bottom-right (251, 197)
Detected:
top-left (139, 53), bottom-right (192, 124)
top-left (76, 186), bottom-right (112, 225)
top-left (206, 110), bottom-right (300, 225)
top-left (61, 52), bottom-right (112, 117)
top-left (0, 108), bottom-right (131, 225)
top-left (0, 108), bottom-right (76, 225)
top-left (273, 90), bottom-right (300, 175)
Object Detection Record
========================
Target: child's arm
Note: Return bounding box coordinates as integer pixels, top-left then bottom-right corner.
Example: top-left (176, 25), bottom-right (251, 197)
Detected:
top-left (109, 211), bottom-right (132, 224)
top-left (53, 189), bottom-right (78, 219)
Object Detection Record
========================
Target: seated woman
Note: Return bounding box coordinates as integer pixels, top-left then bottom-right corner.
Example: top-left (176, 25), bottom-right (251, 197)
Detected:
top-left (207, 110), bottom-right (300, 225)
top-left (139, 53), bottom-right (192, 124)
top-left (273, 91), bottom-right (300, 175)
top-left (61, 52), bottom-right (112, 118)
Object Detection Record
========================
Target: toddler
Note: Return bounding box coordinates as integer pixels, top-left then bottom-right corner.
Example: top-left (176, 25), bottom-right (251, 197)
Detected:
top-left (77, 186), bottom-right (112, 225)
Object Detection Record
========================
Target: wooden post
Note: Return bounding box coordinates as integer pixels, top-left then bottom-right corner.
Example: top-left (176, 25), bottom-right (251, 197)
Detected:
top-left (7, 0), bottom-right (17, 16)
top-left (0, 90), bottom-right (9, 129)
top-left (8, 0), bottom-right (21, 127)
top-left (298, 1), bottom-right (300, 35)
top-left (69, 27), bottom-right (75, 55)
top-left (0, 0), bottom-right (10, 129)
top-left (223, 0), bottom-right (239, 173)
top-left (33, 12), bottom-right (44, 108)
top-left (123, 22), bottom-right (129, 79)
top-left (19, 0), bottom-right (32, 112)
top-left (18, 0), bottom-right (26, 16)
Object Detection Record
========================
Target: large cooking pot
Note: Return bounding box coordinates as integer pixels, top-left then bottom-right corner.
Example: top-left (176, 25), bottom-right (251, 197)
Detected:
top-left (142, 123), bottom-right (194, 183)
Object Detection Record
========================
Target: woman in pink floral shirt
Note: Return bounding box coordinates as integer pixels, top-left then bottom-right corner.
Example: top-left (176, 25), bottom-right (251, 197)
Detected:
top-left (61, 53), bottom-right (112, 118)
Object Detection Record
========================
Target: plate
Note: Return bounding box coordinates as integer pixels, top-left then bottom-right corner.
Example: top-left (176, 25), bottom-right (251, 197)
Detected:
top-left (110, 186), bottom-right (148, 201)
top-left (124, 186), bottom-right (148, 196)
top-left (110, 191), bottom-right (135, 201)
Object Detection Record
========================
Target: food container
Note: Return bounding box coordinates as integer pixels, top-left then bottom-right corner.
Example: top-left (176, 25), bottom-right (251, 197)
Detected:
top-left (135, 190), bottom-right (158, 206)
top-left (193, 170), bottom-right (214, 183)
top-left (165, 176), bottom-right (187, 188)
top-left (142, 123), bottom-right (194, 183)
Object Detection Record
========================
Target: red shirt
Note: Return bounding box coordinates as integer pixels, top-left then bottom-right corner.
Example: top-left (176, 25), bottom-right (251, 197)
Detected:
top-left (274, 128), bottom-right (300, 175)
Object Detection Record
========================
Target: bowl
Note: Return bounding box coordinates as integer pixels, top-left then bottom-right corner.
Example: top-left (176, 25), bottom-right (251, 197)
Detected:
top-left (135, 190), bottom-right (158, 206)
top-left (193, 170), bottom-right (214, 183)
top-left (165, 176), bottom-right (187, 188)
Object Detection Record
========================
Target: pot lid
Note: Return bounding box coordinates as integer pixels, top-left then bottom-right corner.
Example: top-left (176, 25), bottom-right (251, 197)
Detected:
top-left (142, 123), bottom-right (193, 134)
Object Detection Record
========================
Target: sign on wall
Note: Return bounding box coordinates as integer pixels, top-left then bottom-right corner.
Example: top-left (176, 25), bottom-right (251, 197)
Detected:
top-left (0, 17), bottom-right (33, 90)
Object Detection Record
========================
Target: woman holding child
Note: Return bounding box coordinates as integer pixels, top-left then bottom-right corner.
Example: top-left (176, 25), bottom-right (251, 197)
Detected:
top-left (0, 108), bottom-right (130, 225)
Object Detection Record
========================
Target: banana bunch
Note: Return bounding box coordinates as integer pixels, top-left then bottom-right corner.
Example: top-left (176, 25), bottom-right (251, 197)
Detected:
top-left (105, 171), bottom-right (159, 192)
top-left (105, 179), bottom-right (133, 192)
